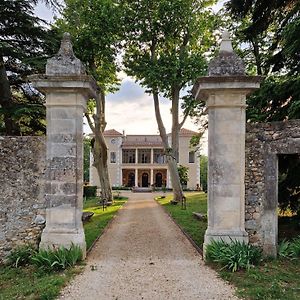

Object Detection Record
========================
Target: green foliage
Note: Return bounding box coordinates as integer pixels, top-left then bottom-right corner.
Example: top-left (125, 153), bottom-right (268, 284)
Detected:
top-left (206, 239), bottom-right (262, 272)
top-left (246, 76), bottom-right (300, 122)
top-left (278, 240), bottom-right (292, 259)
top-left (31, 245), bottom-right (82, 272)
top-left (123, 0), bottom-right (218, 96)
top-left (0, 0), bottom-right (60, 135)
top-left (55, 0), bottom-right (122, 91)
top-left (225, 1), bottom-right (300, 124)
top-left (0, 265), bottom-right (77, 300)
top-left (83, 185), bottom-right (97, 198)
top-left (177, 165), bottom-right (189, 186)
top-left (290, 236), bottom-right (300, 258)
top-left (278, 236), bottom-right (300, 259)
top-left (200, 155), bottom-right (208, 192)
top-left (7, 244), bottom-right (36, 268)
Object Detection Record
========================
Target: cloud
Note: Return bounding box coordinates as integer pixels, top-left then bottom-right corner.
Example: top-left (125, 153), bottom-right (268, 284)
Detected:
top-left (107, 80), bottom-right (148, 104)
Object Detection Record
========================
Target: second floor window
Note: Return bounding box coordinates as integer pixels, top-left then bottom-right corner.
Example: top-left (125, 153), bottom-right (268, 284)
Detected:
top-left (153, 149), bottom-right (166, 164)
top-left (122, 149), bottom-right (136, 163)
top-left (138, 149), bottom-right (151, 163)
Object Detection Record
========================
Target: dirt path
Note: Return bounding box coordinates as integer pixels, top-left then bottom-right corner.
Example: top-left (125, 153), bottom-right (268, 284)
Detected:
top-left (58, 192), bottom-right (238, 300)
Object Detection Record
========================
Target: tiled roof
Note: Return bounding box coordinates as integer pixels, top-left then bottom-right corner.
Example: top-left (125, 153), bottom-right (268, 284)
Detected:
top-left (122, 141), bottom-right (163, 148)
top-left (103, 129), bottom-right (123, 136)
top-left (179, 128), bottom-right (198, 136)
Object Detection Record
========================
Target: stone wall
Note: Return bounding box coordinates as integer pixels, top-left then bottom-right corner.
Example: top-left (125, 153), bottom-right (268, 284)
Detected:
top-left (245, 119), bottom-right (300, 255)
top-left (0, 137), bottom-right (46, 262)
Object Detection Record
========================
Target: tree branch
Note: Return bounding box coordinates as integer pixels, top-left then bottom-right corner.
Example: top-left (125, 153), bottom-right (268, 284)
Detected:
top-left (85, 112), bottom-right (95, 134)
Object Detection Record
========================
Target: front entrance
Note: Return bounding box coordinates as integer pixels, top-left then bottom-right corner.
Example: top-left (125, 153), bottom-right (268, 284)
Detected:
top-left (155, 172), bottom-right (163, 187)
top-left (142, 173), bottom-right (149, 187)
top-left (128, 172), bottom-right (135, 187)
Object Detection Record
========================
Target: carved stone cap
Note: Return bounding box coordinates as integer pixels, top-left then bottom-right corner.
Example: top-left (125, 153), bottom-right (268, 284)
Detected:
top-left (208, 31), bottom-right (245, 76)
top-left (46, 33), bottom-right (86, 76)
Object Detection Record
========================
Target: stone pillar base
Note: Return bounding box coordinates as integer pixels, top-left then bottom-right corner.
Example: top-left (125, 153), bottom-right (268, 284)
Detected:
top-left (40, 229), bottom-right (86, 259)
top-left (203, 229), bottom-right (248, 258)
top-left (262, 244), bottom-right (277, 258)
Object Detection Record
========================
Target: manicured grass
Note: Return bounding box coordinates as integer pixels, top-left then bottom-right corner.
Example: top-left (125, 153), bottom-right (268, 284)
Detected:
top-left (0, 265), bottom-right (80, 300)
top-left (0, 196), bottom-right (127, 300)
top-left (83, 196), bottom-right (127, 250)
top-left (219, 259), bottom-right (300, 300)
top-left (156, 192), bottom-right (300, 300)
top-left (156, 192), bottom-right (207, 248)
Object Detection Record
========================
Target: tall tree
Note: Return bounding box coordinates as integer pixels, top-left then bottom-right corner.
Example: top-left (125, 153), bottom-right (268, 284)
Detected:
top-left (122, 0), bottom-right (217, 202)
top-left (224, 0), bottom-right (300, 121)
top-left (0, 0), bottom-right (60, 135)
top-left (56, 0), bottom-right (122, 202)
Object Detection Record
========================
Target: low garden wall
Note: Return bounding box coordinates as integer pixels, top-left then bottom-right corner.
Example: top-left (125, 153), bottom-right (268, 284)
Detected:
top-left (0, 136), bottom-right (46, 262)
top-left (245, 119), bottom-right (300, 254)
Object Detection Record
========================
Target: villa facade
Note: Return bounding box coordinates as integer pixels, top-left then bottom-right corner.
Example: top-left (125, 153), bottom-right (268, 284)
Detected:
top-left (89, 128), bottom-right (200, 190)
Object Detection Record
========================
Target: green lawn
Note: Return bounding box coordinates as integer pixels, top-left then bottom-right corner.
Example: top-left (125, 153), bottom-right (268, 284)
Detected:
top-left (0, 196), bottom-right (127, 300)
top-left (0, 264), bottom-right (80, 300)
top-left (156, 192), bottom-right (300, 300)
top-left (220, 259), bottom-right (300, 300)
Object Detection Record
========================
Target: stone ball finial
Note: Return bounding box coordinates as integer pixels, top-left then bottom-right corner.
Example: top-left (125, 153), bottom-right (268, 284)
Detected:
top-left (208, 30), bottom-right (245, 76)
top-left (46, 32), bottom-right (86, 76)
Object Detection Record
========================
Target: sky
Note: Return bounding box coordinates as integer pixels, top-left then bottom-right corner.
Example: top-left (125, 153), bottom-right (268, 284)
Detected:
top-left (34, 1), bottom-right (228, 153)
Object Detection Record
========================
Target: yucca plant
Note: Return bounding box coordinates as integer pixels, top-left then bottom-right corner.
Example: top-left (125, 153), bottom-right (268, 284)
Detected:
top-left (278, 239), bottom-right (292, 258)
top-left (206, 239), bottom-right (262, 272)
top-left (31, 244), bottom-right (82, 271)
top-left (290, 236), bottom-right (300, 258)
top-left (7, 244), bottom-right (37, 268)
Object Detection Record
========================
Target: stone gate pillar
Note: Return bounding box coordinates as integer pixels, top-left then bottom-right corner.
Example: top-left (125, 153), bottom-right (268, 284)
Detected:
top-left (30, 33), bottom-right (97, 257)
top-left (192, 32), bottom-right (261, 251)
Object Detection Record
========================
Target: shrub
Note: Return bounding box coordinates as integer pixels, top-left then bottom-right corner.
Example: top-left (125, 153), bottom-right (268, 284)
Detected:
top-left (290, 236), bottom-right (300, 258)
top-left (112, 186), bottom-right (131, 190)
top-left (31, 244), bottom-right (82, 272)
top-left (206, 239), bottom-right (262, 272)
top-left (278, 236), bottom-right (300, 258)
top-left (7, 244), bottom-right (37, 268)
top-left (83, 185), bottom-right (97, 198)
top-left (278, 239), bottom-right (292, 258)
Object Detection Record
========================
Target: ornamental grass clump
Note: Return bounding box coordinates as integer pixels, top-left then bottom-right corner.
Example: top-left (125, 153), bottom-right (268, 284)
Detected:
top-left (206, 239), bottom-right (262, 272)
top-left (7, 244), bottom-right (37, 268)
top-left (278, 236), bottom-right (300, 259)
top-left (31, 244), bottom-right (82, 272)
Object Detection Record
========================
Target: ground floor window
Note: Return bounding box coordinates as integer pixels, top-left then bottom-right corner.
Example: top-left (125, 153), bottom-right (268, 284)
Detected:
top-left (110, 151), bottom-right (116, 163)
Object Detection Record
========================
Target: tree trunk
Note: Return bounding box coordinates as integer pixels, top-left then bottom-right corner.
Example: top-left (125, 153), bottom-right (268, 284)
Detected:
top-left (153, 92), bottom-right (184, 203)
top-left (92, 129), bottom-right (113, 203)
top-left (87, 90), bottom-right (113, 203)
top-left (0, 54), bottom-right (19, 135)
top-left (171, 86), bottom-right (180, 161)
top-left (251, 38), bottom-right (263, 75)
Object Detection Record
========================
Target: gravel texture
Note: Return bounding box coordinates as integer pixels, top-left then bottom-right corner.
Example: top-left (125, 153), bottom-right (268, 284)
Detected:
top-left (58, 192), bottom-right (239, 300)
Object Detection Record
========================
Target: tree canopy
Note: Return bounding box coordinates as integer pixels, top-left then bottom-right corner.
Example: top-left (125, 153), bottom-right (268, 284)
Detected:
top-left (225, 0), bottom-right (300, 122)
top-left (0, 0), bottom-right (60, 135)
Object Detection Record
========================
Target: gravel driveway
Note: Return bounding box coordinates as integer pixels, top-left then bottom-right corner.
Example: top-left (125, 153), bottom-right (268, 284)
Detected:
top-left (58, 192), bottom-right (239, 300)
